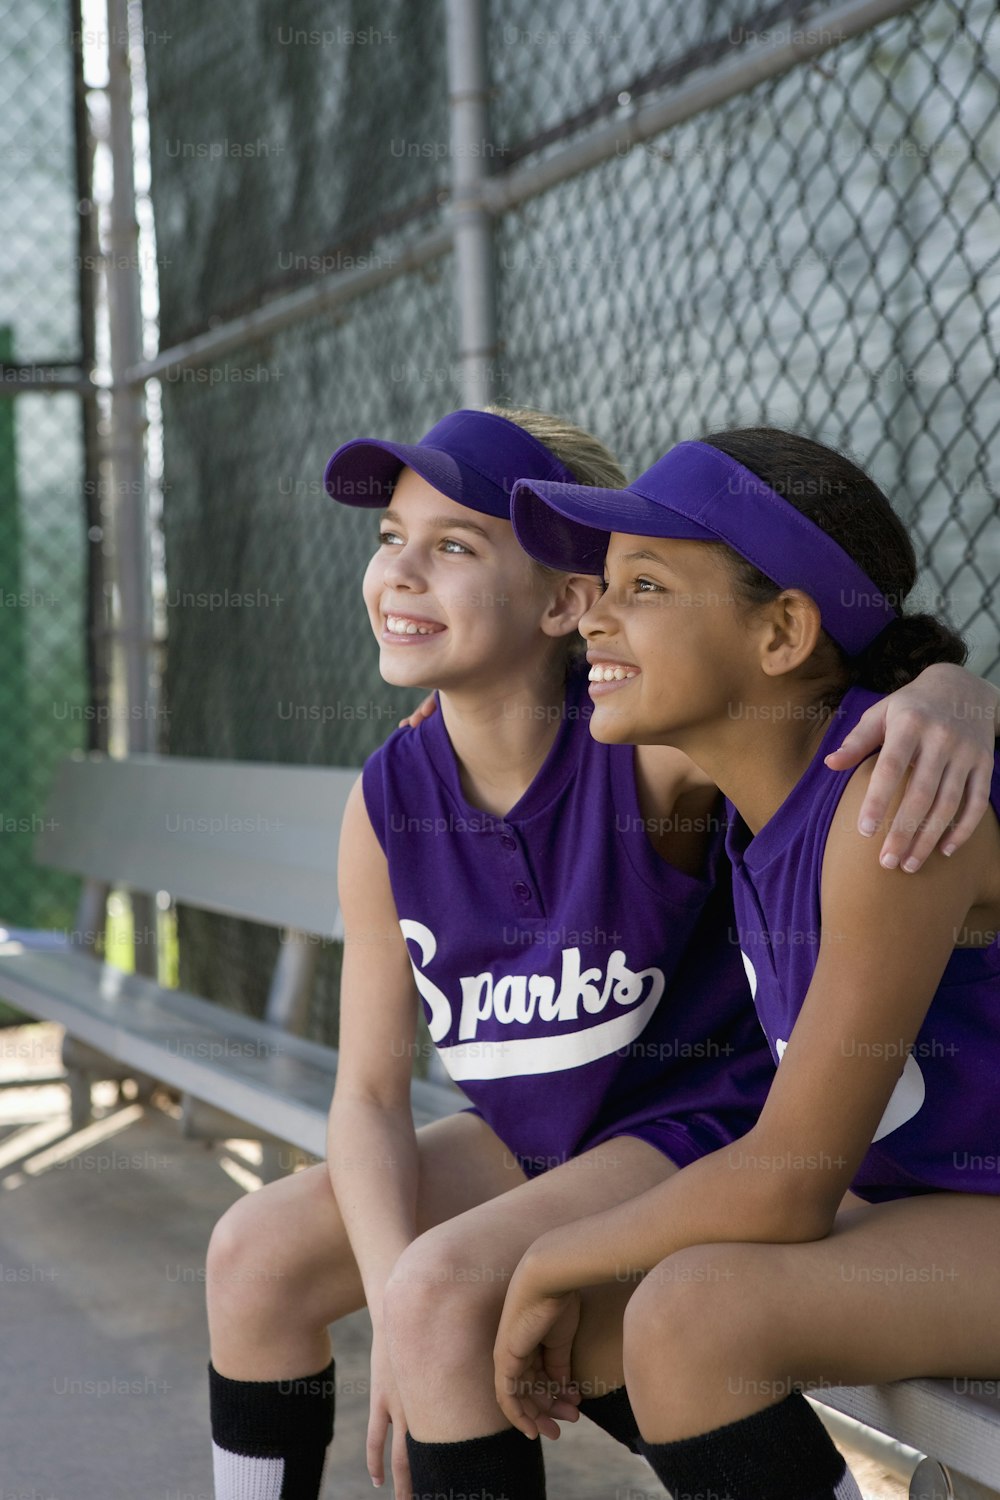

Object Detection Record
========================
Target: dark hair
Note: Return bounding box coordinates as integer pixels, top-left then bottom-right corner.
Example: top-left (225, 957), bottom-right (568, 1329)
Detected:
top-left (699, 426), bottom-right (967, 693)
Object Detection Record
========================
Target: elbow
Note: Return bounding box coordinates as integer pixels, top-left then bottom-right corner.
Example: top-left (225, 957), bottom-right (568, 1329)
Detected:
top-left (767, 1194), bottom-right (837, 1245)
top-left (736, 1180), bottom-right (837, 1246)
top-left (327, 1086), bottom-right (414, 1158)
top-left (330, 1074), bottom-right (413, 1117)
top-left (730, 1135), bottom-right (843, 1244)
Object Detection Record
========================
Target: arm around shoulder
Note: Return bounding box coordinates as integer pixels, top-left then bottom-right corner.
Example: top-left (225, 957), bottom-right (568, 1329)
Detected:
top-left (825, 663), bottom-right (999, 868)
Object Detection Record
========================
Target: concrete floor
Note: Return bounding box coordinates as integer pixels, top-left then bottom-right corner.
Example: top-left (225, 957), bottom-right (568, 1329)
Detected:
top-left (0, 1024), bottom-right (906, 1500)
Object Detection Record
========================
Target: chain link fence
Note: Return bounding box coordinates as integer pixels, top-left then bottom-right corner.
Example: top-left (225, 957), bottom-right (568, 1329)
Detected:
top-left (491, 0), bottom-right (1000, 650)
top-left (0, 0), bottom-right (91, 962)
top-left (139, 0), bottom-right (1000, 1042)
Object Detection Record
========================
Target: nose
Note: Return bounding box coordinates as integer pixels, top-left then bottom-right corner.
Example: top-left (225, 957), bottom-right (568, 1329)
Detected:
top-left (381, 538), bottom-right (426, 591)
top-left (580, 586), bottom-right (616, 640)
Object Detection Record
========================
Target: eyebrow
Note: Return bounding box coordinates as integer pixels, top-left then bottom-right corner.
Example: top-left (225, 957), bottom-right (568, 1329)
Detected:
top-left (617, 547), bottom-right (680, 569)
top-left (382, 509), bottom-right (494, 541)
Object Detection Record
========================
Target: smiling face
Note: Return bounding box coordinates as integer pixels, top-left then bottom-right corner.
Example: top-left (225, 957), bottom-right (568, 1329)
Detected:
top-left (362, 467), bottom-right (592, 692)
top-left (580, 533), bottom-right (758, 746)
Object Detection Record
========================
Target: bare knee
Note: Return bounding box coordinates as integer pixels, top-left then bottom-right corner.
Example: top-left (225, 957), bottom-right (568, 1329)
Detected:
top-left (383, 1226), bottom-right (506, 1387)
top-left (623, 1245), bottom-right (786, 1403)
top-left (207, 1191), bottom-right (302, 1327)
top-left (624, 1250), bottom-right (710, 1387)
top-left (206, 1169), bottom-right (360, 1337)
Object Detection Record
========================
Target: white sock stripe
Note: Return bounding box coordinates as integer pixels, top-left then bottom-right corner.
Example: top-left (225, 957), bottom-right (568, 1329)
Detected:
top-left (211, 1442), bottom-right (285, 1500)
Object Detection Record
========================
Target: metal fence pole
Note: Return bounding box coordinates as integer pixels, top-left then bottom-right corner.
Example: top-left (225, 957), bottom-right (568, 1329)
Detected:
top-left (105, 0), bottom-right (157, 975)
top-left (70, 0), bottom-right (110, 752)
top-left (445, 0), bottom-right (496, 409)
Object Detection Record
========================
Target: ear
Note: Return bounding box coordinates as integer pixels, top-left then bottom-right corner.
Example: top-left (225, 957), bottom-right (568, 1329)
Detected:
top-left (540, 573), bottom-right (602, 639)
top-left (758, 589), bottom-right (824, 675)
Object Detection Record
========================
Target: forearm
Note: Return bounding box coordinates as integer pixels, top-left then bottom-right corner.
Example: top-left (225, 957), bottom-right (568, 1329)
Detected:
top-left (523, 1136), bottom-right (836, 1294)
top-left (911, 662), bottom-right (1000, 731)
top-left (327, 1094), bottom-right (420, 1327)
top-left (969, 669), bottom-right (1000, 733)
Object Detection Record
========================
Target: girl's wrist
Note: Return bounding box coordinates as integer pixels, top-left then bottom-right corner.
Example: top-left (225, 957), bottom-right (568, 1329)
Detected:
top-left (518, 1232), bottom-right (577, 1298)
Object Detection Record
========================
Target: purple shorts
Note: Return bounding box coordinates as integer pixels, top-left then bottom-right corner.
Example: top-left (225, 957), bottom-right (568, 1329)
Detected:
top-left (462, 1105), bottom-right (747, 1180)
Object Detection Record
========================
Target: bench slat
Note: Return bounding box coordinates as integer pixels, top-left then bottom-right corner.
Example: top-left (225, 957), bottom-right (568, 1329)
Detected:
top-left (816, 1380), bottom-right (1000, 1489)
top-left (0, 947), bottom-right (460, 1157)
top-left (38, 754), bottom-right (358, 937)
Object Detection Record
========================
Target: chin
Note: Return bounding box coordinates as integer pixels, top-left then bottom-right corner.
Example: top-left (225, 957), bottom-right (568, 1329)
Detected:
top-left (587, 705), bottom-right (637, 743)
top-left (377, 655), bottom-right (430, 690)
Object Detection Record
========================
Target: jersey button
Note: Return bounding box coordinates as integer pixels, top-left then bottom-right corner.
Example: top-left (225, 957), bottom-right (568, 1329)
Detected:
top-left (499, 833), bottom-right (517, 851)
top-left (513, 881), bottom-right (532, 903)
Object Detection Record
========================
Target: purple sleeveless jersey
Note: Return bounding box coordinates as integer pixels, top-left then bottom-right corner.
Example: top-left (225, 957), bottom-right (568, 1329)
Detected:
top-left (726, 684), bottom-right (1000, 1203)
top-left (363, 664), bottom-right (773, 1174)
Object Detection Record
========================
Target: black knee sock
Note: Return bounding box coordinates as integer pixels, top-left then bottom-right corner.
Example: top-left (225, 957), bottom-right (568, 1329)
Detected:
top-left (209, 1359), bottom-right (335, 1500)
top-left (405, 1426), bottom-right (546, 1499)
top-left (578, 1383), bottom-right (642, 1453)
top-left (638, 1393), bottom-right (863, 1500)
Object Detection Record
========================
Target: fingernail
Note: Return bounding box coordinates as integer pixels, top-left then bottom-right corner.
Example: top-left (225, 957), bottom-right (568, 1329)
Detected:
top-left (880, 852), bottom-right (899, 869)
top-left (860, 818), bottom-right (876, 836)
top-left (942, 843), bottom-right (956, 857)
top-left (902, 857), bottom-right (920, 873)
top-left (372, 1480), bottom-right (383, 1488)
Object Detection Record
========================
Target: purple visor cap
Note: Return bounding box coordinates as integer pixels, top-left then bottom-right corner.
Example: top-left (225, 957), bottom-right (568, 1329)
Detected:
top-left (512, 440), bottom-right (899, 657)
top-left (323, 408), bottom-right (576, 520)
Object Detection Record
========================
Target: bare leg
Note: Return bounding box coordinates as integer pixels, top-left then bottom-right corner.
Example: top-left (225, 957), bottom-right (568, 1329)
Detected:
top-left (623, 1189), bottom-right (1000, 1443)
top-left (384, 1135), bottom-right (679, 1439)
top-left (206, 1111), bottom-right (525, 1380)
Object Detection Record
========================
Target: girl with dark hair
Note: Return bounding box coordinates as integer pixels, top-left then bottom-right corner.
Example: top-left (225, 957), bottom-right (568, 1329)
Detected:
top-left (497, 428), bottom-right (1000, 1500)
top-left (207, 410), bottom-right (995, 1500)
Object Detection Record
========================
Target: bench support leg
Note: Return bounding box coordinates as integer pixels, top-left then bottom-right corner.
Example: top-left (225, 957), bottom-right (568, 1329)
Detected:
top-left (911, 1458), bottom-right (1000, 1499)
top-left (264, 928), bottom-right (319, 1035)
top-left (180, 1097), bottom-right (304, 1182)
top-left (61, 1035), bottom-right (158, 1129)
top-left (180, 1096), bottom-right (259, 1144)
top-left (65, 1060), bottom-right (93, 1131)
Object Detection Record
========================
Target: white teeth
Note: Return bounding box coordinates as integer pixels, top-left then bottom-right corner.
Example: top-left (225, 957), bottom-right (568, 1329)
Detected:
top-left (385, 614), bottom-right (438, 636)
top-left (588, 663), bottom-right (638, 683)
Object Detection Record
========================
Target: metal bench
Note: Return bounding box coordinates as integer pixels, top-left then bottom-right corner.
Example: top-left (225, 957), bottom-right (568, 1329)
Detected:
top-left (1, 752), bottom-right (997, 1497)
top-left (817, 1381), bottom-right (1000, 1498)
top-left (0, 751), bottom-right (459, 1155)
